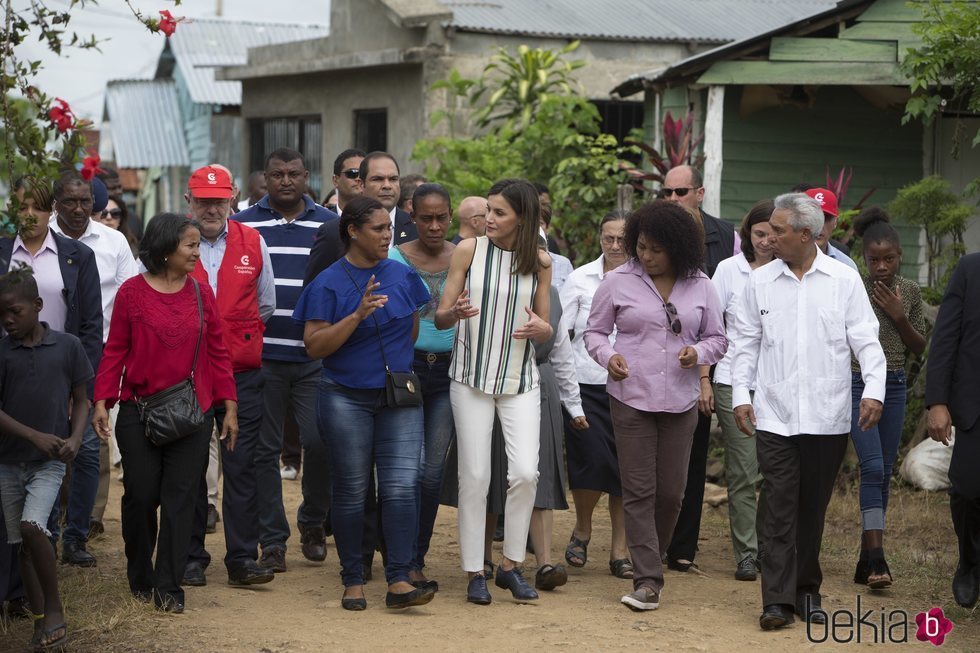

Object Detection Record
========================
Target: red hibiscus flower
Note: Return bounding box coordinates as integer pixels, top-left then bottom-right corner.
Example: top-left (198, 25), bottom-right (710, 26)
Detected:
top-left (48, 98), bottom-right (75, 133)
top-left (159, 10), bottom-right (178, 37)
top-left (80, 154), bottom-right (104, 182)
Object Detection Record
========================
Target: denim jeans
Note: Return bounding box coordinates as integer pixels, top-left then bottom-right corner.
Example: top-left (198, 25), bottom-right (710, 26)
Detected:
top-left (0, 460), bottom-right (67, 543)
top-left (256, 359), bottom-right (330, 550)
top-left (317, 373), bottom-right (423, 587)
top-left (850, 370), bottom-right (907, 531)
top-left (411, 352), bottom-right (454, 571)
top-left (48, 412), bottom-right (99, 546)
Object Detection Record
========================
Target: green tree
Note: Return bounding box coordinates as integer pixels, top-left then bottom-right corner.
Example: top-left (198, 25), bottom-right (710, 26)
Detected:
top-left (0, 0), bottom-right (182, 234)
top-left (414, 44), bottom-right (635, 264)
top-left (470, 41), bottom-right (586, 132)
top-left (889, 175), bottom-right (973, 302)
top-left (902, 0), bottom-right (980, 196)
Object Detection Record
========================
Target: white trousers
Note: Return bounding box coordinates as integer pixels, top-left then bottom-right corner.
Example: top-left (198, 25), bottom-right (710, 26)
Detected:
top-left (451, 381), bottom-right (540, 572)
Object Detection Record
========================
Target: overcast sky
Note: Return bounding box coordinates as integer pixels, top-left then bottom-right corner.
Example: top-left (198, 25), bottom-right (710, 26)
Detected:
top-left (13, 0), bottom-right (329, 124)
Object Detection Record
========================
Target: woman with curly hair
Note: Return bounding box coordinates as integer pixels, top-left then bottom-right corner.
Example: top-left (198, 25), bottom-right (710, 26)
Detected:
top-left (585, 200), bottom-right (727, 611)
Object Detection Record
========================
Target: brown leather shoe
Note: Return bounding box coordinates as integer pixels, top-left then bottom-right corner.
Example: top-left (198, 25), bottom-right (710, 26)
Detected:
top-left (259, 547), bottom-right (287, 573)
top-left (300, 524), bottom-right (327, 562)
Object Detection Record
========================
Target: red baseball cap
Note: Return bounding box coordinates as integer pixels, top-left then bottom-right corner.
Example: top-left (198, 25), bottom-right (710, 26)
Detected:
top-left (188, 165), bottom-right (234, 199)
top-left (803, 187), bottom-right (839, 218)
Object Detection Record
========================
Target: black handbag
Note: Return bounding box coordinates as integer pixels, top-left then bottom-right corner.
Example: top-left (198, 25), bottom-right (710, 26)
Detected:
top-left (341, 261), bottom-right (423, 409)
top-left (135, 278), bottom-right (207, 446)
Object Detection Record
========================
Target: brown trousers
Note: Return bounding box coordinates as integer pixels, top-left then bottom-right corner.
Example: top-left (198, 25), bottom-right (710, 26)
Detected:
top-left (610, 398), bottom-right (698, 593)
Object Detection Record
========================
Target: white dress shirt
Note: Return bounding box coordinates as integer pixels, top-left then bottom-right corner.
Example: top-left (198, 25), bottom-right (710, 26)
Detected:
top-left (50, 215), bottom-right (139, 342)
top-left (549, 252), bottom-right (573, 291)
top-left (551, 314), bottom-right (585, 418)
top-left (710, 252), bottom-right (753, 387)
top-left (559, 255), bottom-right (615, 386)
top-left (731, 248), bottom-right (886, 436)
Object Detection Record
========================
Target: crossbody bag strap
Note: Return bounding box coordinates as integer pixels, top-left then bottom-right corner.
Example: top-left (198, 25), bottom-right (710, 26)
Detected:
top-left (340, 260), bottom-right (391, 373)
top-left (189, 277), bottom-right (204, 380)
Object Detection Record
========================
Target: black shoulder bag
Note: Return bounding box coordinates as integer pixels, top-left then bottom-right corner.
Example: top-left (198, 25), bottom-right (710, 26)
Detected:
top-left (136, 278), bottom-right (207, 446)
top-left (341, 261), bottom-right (422, 408)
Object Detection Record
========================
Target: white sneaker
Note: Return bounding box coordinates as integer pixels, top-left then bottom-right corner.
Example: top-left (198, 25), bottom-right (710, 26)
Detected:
top-left (622, 587), bottom-right (660, 611)
top-left (280, 465), bottom-right (298, 481)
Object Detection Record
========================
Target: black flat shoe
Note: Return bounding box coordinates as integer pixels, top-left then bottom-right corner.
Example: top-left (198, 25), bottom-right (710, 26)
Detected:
top-left (341, 596), bottom-right (367, 611)
top-left (495, 566), bottom-right (538, 601)
top-left (181, 562), bottom-right (206, 587)
top-left (411, 579), bottom-right (439, 592)
top-left (385, 586), bottom-right (435, 609)
top-left (759, 604), bottom-right (794, 631)
top-left (853, 550), bottom-right (869, 584)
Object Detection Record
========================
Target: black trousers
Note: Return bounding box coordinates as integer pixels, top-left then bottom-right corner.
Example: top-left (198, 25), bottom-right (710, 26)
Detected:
top-left (756, 430), bottom-right (847, 609)
top-left (950, 422), bottom-right (980, 571)
top-left (188, 369), bottom-right (265, 572)
top-left (116, 402), bottom-right (212, 606)
top-left (667, 409), bottom-right (712, 563)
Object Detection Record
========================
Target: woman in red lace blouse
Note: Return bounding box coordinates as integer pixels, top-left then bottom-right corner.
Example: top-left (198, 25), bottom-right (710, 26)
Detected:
top-left (92, 213), bottom-right (237, 613)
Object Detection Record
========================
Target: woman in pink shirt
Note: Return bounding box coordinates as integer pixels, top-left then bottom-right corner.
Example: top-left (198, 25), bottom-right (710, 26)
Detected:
top-left (585, 200), bottom-right (727, 612)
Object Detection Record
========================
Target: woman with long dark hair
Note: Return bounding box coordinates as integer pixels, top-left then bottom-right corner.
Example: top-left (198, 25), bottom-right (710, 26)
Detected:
top-left (435, 178), bottom-right (553, 605)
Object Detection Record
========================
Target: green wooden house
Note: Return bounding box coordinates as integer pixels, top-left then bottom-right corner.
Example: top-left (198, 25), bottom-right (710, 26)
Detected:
top-left (612, 0), bottom-right (980, 277)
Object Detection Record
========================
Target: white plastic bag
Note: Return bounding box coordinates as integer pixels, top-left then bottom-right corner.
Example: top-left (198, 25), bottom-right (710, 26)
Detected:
top-left (900, 431), bottom-right (955, 491)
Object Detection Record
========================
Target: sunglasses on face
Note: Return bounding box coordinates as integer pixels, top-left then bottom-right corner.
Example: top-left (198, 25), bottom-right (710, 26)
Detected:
top-left (664, 302), bottom-right (682, 335)
top-left (657, 187), bottom-right (698, 199)
top-left (340, 168), bottom-right (360, 179)
top-left (104, 209), bottom-right (123, 219)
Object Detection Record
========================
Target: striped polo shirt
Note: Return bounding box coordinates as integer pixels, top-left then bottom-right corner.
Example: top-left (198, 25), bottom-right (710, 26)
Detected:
top-left (234, 196), bottom-right (339, 362)
top-left (450, 236), bottom-right (539, 395)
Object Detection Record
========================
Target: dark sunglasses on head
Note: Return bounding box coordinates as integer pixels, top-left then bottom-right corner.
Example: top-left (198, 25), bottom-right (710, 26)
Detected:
top-left (340, 168), bottom-right (360, 179)
top-left (664, 302), bottom-right (682, 335)
top-left (656, 187), bottom-right (698, 199)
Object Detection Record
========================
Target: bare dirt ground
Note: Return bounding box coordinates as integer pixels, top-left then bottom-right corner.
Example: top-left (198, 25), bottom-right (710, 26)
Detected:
top-left (2, 476), bottom-right (977, 652)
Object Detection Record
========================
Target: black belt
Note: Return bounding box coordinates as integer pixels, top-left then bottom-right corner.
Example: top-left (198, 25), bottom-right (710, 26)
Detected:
top-left (415, 350), bottom-right (452, 364)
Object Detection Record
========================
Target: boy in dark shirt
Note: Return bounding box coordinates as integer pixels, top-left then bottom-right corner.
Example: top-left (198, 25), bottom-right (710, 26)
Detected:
top-left (0, 268), bottom-right (93, 650)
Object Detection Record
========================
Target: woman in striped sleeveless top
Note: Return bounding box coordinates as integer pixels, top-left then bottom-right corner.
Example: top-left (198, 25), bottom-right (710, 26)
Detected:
top-left (435, 179), bottom-right (553, 605)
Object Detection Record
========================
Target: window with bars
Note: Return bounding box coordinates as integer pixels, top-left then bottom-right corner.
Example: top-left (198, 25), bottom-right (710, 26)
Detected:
top-left (249, 117), bottom-right (323, 199)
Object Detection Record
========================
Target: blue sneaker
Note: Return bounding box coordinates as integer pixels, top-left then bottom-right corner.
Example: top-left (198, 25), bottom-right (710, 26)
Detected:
top-left (494, 566), bottom-right (539, 601)
top-left (467, 574), bottom-right (492, 605)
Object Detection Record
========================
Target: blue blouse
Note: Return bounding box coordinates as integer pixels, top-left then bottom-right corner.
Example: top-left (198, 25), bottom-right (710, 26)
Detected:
top-left (293, 257), bottom-right (430, 388)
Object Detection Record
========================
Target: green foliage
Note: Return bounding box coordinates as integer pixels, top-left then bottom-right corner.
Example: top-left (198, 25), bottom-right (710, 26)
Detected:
top-left (0, 0), bottom-right (182, 234)
top-left (889, 175), bottom-right (973, 303)
top-left (902, 0), bottom-right (980, 196)
top-left (471, 41), bottom-right (586, 133)
top-left (414, 47), bottom-right (637, 264)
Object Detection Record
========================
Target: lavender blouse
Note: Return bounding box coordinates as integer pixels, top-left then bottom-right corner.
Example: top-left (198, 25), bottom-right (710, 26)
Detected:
top-left (584, 258), bottom-right (728, 413)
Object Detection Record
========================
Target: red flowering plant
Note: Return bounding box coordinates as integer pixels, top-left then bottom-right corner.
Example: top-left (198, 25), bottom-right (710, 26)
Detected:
top-left (622, 111), bottom-right (706, 194)
top-left (0, 2), bottom-right (184, 236)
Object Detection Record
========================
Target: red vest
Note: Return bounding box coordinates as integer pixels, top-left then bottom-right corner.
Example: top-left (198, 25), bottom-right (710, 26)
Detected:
top-left (190, 220), bottom-right (265, 373)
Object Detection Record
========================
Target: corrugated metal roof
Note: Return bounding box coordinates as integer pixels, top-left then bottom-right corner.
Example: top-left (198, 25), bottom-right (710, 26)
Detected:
top-left (104, 80), bottom-right (189, 168)
top-left (445, 0), bottom-right (838, 43)
top-left (167, 18), bottom-right (328, 105)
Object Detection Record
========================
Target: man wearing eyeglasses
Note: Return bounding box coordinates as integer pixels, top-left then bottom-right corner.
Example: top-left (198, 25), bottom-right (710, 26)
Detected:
top-left (659, 164), bottom-right (739, 577)
top-left (452, 196), bottom-right (488, 243)
top-left (330, 149), bottom-right (366, 216)
top-left (49, 172), bottom-right (138, 567)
